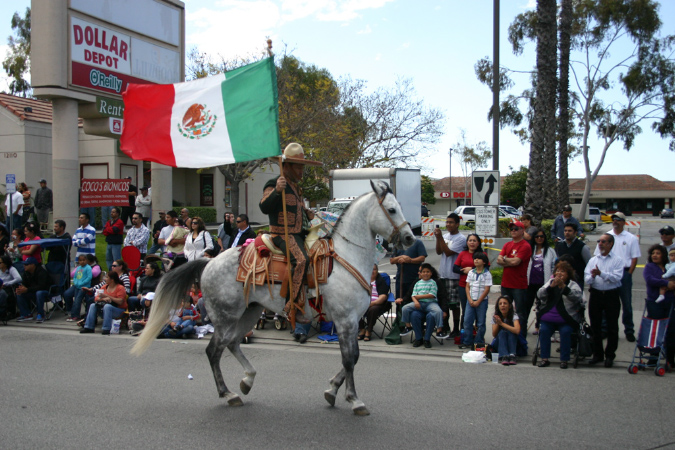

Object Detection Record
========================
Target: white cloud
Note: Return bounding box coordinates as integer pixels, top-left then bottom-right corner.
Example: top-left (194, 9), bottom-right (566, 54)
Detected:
top-left (357, 25), bottom-right (372, 34)
top-left (374, 53), bottom-right (381, 61)
top-left (281, 0), bottom-right (394, 22)
top-left (399, 42), bottom-right (410, 50)
top-left (186, 1), bottom-right (281, 59)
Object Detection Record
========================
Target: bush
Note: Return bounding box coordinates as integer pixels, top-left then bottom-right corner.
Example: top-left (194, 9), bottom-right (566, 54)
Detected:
top-left (490, 266), bottom-right (503, 286)
top-left (172, 207), bottom-right (217, 224)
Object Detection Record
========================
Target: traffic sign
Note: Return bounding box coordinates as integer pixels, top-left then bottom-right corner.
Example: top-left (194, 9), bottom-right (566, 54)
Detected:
top-left (471, 170), bottom-right (500, 206)
top-left (6, 174), bottom-right (16, 194)
top-left (475, 206), bottom-right (498, 237)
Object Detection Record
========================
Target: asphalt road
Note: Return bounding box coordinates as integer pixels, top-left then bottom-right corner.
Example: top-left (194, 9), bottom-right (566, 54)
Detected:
top-left (2, 325), bottom-right (675, 449)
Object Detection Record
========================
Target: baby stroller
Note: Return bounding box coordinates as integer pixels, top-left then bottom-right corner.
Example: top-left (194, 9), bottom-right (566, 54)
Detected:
top-left (627, 302), bottom-right (673, 377)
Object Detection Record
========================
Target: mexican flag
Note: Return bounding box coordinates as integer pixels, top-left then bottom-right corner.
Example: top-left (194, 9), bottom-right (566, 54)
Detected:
top-left (121, 58), bottom-right (280, 168)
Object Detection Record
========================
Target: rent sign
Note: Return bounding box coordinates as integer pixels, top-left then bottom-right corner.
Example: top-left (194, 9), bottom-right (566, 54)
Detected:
top-left (80, 178), bottom-right (130, 207)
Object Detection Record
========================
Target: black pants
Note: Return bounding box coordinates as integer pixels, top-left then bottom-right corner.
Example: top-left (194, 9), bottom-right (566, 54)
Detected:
top-left (121, 206), bottom-right (134, 227)
top-left (589, 287), bottom-right (620, 360)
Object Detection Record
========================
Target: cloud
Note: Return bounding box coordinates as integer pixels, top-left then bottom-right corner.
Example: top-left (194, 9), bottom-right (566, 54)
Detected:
top-left (357, 25), bottom-right (372, 34)
top-left (280, 0), bottom-right (393, 23)
top-left (399, 42), bottom-right (410, 50)
top-left (186, 1), bottom-right (281, 58)
top-left (374, 53), bottom-right (381, 61)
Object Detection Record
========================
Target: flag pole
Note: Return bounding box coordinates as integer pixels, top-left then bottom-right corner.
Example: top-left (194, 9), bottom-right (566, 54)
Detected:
top-left (278, 156), bottom-right (297, 330)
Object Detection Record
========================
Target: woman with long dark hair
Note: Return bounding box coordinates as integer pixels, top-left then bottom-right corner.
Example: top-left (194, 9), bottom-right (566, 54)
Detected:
top-left (526, 229), bottom-right (556, 336)
top-left (643, 244), bottom-right (675, 369)
top-left (184, 216), bottom-right (214, 261)
top-left (492, 295), bottom-right (521, 365)
top-left (80, 270), bottom-right (128, 335)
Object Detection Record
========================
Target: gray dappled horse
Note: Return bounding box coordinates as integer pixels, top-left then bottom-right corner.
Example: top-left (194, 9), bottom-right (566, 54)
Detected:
top-left (132, 180), bottom-right (415, 415)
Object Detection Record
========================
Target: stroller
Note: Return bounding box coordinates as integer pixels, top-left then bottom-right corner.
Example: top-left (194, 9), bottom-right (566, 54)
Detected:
top-left (628, 302), bottom-right (673, 377)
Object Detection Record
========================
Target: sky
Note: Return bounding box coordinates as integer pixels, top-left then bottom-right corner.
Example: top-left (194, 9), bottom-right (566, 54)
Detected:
top-left (1, 0), bottom-right (674, 182)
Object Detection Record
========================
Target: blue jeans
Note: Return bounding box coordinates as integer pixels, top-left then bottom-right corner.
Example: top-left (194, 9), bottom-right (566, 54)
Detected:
top-left (411, 308), bottom-right (436, 341)
top-left (84, 302), bottom-right (125, 331)
top-left (147, 243), bottom-right (162, 255)
top-left (106, 244), bottom-right (122, 271)
top-left (176, 318), bottom-right (195, 337)
top-left (295, 321), bottom-right (311, 336)
top-left (402, 301), bottom-right (442, 329)
top-left (100, 206), bottom-right (112, 228)
top-left (463, 298), bottom-right (488, 345)
top-left (618, 269), bottom-right (634, 335)
top-left (6, 213), bottom-right (22, 231)
top-left (496, 328), bottom-right (518, 356)
top-left (17, 290), bottom-right (49, 317)
top-left (458, 285), bottom-right (467, 329)
top-left (64, 286), bottom-right (87, 318)
top-left (501, 287), bottom-right (528, 338)
top-left (539, 321), bottom-right (574, 361)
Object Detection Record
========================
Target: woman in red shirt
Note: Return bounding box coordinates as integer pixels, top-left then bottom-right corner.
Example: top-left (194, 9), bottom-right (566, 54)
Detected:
top-left (453, 233), bottom-right (485, 334)
top-left (20, 222), bottom-right (42, 263)
top-left (80, 271), bottom-right (128, 335)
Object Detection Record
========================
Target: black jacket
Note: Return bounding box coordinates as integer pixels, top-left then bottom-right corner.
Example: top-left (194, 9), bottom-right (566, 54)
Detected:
top-left (22, 265), bottom-right (51, 293)
top-left (228, 227), bottom-right (256, 248)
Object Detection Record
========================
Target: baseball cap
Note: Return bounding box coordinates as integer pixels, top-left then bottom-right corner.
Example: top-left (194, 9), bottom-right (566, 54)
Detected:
top-left (39, 178), bottom-right (46, 183)
top-left (659, 225), bottom-right (674, 235)
top-left (23, 257), bottom-right (39, 265)
top-left (562, 205), bottom-right (572, 212)
top-left (611, 212), bottom-right (626, 221)
top-left (509, 221), bottom-right (525, 229)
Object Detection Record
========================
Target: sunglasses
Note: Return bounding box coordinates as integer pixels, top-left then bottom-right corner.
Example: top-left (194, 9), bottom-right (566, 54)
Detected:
top-left (236, 220), bottom-right (243, 223)
top-left (535, 235), bottom-right (545, 239)
top-left (510, 227), bottom-right (521, 231)
top-left (111, 264), bottom-right (118, 267)
top-left (597, 239), bottom-right (609, 243)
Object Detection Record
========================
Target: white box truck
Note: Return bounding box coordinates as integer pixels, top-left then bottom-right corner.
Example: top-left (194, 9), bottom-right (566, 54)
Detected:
top-left (328, 168), bottom-right (422, 235)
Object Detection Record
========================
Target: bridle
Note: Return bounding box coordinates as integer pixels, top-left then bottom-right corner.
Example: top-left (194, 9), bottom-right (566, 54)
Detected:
top-left (377, 192), bottom-right (410, 246)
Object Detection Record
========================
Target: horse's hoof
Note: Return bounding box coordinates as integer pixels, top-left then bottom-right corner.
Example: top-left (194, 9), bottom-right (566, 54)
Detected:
top-left (227, 395), bottom-right (244, 407)
top-left (240, 380), bottom-right (252, 395)
top-left (324, 390), bottom-right (336, 407)
top-left (352, 405), bottom-right (370, 416)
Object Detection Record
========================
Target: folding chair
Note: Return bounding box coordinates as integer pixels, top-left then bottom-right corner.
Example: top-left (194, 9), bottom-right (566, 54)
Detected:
top-left (45, 261), bottom-right (68, 320)
top-left (122, 246), bottom-right (143, 279)
top-left (372, 272), bottom-right (395, 339)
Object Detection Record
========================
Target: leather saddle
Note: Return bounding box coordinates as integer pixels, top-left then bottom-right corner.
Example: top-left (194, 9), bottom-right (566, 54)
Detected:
top-left (235, 235), bottom-right (333, 300)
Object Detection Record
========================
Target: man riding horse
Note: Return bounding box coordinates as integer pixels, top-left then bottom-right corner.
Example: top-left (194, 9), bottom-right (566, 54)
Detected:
top-left (259, 143), bottom-right (322, 322)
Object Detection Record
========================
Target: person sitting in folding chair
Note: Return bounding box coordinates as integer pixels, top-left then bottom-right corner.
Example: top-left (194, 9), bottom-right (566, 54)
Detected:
top-left (63, 254), bottom-right (92, 321)
top-left (358, 264), bottom-right (390, 341)
top-left (15, 257), bottom-right (50, 323)
top-left (1, 255), bottom-right (22, 320)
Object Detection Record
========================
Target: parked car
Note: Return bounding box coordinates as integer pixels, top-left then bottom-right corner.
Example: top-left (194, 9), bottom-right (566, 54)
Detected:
top-left (600, 211), bottom-right (613, 223)
top-left (500, 205), bottom-right (520, 216)
top-left (454, 205), bottom-right (517, 227)
top-left (661, 208), bottom-right (674, 219)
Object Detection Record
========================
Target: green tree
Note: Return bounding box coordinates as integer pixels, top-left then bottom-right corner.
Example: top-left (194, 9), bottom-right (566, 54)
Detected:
top-left (501, 165), bottom-right (528, 208)
top-left (421, 175), bottom-right (436, 205)
top-left (2, 7), bottom-right (31, 96)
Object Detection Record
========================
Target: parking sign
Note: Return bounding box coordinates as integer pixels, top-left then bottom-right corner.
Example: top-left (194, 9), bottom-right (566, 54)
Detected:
top-left (6, 174), bottom-right (16, 194)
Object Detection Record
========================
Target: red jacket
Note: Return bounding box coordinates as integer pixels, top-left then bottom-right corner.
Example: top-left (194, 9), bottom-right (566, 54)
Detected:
top-left (103, 218), bottom-right (125, 244)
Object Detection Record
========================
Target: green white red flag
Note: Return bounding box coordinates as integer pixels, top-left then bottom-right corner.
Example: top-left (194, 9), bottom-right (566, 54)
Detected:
top-left (121, 58), bottom-right (280, 168)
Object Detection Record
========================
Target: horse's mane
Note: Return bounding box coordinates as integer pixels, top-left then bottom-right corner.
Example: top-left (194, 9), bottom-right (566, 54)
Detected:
top-left (329, 182), bottom-right (393, 235)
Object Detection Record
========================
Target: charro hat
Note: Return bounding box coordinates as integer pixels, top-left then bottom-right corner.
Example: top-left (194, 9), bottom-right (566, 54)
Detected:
top-left (280, 143), bottom-right (322, 166)
top-left (611, 212), bottom-right (626, 221)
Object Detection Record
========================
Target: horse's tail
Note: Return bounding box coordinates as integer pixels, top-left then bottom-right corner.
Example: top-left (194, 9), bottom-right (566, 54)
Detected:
top-left (131, 259), bottom-right (210, 356)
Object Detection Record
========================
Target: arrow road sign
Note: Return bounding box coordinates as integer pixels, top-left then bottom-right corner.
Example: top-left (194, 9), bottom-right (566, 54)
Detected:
top-left (471, 170), bottom-right (500, 206)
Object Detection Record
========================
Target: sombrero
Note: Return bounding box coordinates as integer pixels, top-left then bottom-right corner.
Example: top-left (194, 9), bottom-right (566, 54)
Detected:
top-left (280, 143), bottom-right (322, 166)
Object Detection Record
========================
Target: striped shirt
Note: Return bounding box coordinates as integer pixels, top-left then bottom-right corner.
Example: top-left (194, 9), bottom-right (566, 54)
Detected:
top-left (412, 279), bottom-right (438, 302)
top-left (72, 225), bottom-right (96, 258)
top-left (466, 268), bottom-right (492, 300)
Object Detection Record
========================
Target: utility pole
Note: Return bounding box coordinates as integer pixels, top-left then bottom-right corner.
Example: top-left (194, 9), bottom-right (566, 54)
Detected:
top-left (492, 0), bottom-right (500, 171)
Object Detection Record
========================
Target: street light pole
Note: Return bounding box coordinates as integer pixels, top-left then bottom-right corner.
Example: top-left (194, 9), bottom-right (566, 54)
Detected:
top-left (448, 148), bottom-right (453, 213)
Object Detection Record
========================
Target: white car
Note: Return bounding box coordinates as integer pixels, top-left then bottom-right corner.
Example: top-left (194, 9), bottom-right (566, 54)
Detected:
top-left (454, 205), bottom-right (516, 227)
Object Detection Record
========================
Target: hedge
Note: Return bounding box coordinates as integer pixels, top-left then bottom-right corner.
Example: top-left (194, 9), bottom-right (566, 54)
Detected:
top-left (172, 207), bottom-right (217, 224)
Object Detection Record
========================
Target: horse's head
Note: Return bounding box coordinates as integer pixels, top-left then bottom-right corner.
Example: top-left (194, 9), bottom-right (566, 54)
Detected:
top-left (369, 180), bottom-right (415, 250)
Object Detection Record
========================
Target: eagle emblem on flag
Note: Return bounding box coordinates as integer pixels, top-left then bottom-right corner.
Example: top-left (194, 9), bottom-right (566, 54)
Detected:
top-left (177, 103), bottom-right (217, 139)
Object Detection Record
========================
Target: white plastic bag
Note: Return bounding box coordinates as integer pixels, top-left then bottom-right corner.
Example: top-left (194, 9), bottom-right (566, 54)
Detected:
top-left (110, 319), bottom-right (121, 335)
top-left (462, 350), bottom-right (487, 364)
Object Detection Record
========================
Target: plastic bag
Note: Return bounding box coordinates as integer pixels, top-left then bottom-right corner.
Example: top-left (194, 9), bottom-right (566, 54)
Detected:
top-left (110, 319), bottom-right (121, 335)
top-left (461, 350), bottom-right (487, 363)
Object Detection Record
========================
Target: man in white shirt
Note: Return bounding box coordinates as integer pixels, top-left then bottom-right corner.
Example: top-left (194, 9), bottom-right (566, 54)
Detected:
top-left (135, 186), bottom-right (152, 226)
top-left (157, 210), bottom-right (178, 253)
top-left (4, 190), bottom-right (23, 231)
top-left (434, 212), bottom-right (466, 338)
top-left (586, 233), bottom-right (625, 367)
top-left (593, 211), bottom-right (641, 342)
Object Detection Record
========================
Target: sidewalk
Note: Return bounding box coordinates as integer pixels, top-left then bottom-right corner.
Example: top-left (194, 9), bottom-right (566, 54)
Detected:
top-left (8, 293), bottom-right (649, 368)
